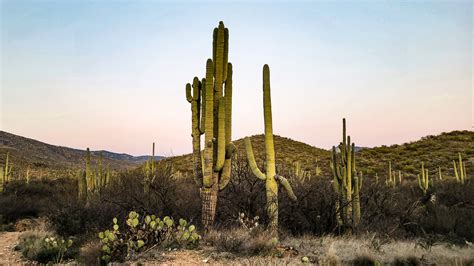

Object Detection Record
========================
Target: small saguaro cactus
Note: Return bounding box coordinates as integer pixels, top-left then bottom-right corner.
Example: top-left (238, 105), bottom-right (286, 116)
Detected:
top-left (453, 152), bottom-right (467, 184)
top-left (185, 21), bottom-right (236, 230)
top-left (79, 148), bottom-right (111, 203)
top-left (245, 64), bottom-right (297, 236)
top-left (143, 142), bottom-right (156, 193)
top-left (386, 161), bottom-right (396, 188)
top-left (331, 118), bottom-right (363, 229)
top-left (417, 162), bottom-right (430, 194)
top-left (438, 166), bottom-right (443, 181)
top-left (1, 152), bottom-right (13, 192)
top-left (294, 161), bottom-right (311, 183)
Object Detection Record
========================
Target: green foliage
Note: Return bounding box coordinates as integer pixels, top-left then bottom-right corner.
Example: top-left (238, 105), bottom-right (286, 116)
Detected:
top-left (15, 231), bottom-right (73, 264)
top-left (98, 211), bottom-right (201, 262)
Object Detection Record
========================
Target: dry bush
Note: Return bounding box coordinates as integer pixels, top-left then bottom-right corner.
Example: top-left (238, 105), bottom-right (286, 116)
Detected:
top-left (205, 227), bottom-right (275, 255)
top-left (78, 240), bottom-right (102, 266)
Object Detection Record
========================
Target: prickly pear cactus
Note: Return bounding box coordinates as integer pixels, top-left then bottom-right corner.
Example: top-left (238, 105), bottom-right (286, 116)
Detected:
top-left (99, 211), bottom-right (201, 262)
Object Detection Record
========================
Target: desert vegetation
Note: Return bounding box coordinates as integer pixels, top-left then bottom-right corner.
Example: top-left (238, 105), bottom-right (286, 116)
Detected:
top-left (0, 21), bottom-right (473, 265)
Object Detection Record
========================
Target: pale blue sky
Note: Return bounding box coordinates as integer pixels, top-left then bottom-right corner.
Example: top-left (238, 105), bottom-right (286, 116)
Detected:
top-left (1, 0), bottom-right (472, 155)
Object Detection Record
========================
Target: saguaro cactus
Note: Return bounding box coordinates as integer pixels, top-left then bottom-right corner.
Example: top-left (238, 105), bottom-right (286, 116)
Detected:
top-left (418, 162), bottom-right (430, 194)
top-left (1, 152), bottom-right (13, 192)
top-left (386, 161), bottom-right (396, 187)
top-left (79, 148), bottom-right (111, 203)
top-left (245, 64), bottom-right (297, 235)
top-left (143, 142), bottom-right (156, 193)
top-left (185, 21), bottom-right (235, 230)
top-left (331, 118), bottom-right (363, 229)
top-left (453, 153), bottom-right (466, 184)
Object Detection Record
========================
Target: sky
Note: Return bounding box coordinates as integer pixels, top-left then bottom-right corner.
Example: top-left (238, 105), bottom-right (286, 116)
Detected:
top-left (0, 0), bottom-right (472, 156)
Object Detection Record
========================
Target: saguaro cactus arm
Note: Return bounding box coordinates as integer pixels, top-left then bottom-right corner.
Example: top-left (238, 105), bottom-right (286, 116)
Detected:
top-left (245, 138), bottom-right (266, 181)
top-left (275, 175), bottom-right (297, 201)
top-left (202, 59), bottom-right (215, 188)
top-left (215, 97), bottom-right (226, 171)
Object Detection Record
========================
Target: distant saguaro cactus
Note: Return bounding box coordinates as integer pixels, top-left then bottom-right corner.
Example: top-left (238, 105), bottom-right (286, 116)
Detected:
top-left (417, 162), bottom-right (430, 194)
top-left (1, 152), bottom-right (13, 192)
top-left (78, 148), bottom-right (111, 203)
top-left (245, 64), bottom-right (297, 236)
top-left (386, 161), bottom-right (396, 187)
top-left (331, 118), bottom-right (362, 230)
top-left (185, 21), bottom-right (235, 230)
top-left (143, 142), bottom-right (156, 193)
top-left (453, 153), bottom-right (467, 184)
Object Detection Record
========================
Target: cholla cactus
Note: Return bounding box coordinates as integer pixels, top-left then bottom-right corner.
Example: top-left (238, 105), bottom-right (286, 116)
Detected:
top-left (245, 65), bottom-right (297, 236)
top-left (453, 152), bottom-right (467, 184)
top-left (185, 21), bottom-right (236, 230)
top-left (331, 118), bottom-right (363, 229)
top-left (418, 162), bottom-right (430, 194)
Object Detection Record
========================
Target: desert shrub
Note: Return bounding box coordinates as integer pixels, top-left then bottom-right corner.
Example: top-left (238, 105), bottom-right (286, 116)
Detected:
top-left (392, 256), bottom-right (420, 266)
top-left (47, 164), bottom-right (200, 237)
top-left (352, 255), bottom-right (380, 266)
top-left (15, 230), bottom-right (73, 263)
top-left (205, 227), bottom-right (275, 255)
top-left (79, 240), bottom-right (102, 265)
top-left (98, 211), bottom-right (200, 262)
top-left (0, 178), bottom-right (76, 223)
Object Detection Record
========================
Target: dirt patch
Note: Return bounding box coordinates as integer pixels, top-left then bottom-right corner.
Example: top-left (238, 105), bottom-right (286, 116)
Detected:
top-left (0, 231), bottom-right (25, 264)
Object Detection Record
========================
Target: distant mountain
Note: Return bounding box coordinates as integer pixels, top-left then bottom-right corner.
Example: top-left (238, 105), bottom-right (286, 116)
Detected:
top-left (0, 131), bottom-right (164, 174)
top-left (92, 150), bottom-right (164, 163)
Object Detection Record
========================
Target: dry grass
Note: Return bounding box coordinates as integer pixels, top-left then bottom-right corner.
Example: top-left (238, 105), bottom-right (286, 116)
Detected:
top-left (280, 234), bottom-right (474, 265)
top-left (204, 228), bottom-right (276, 255)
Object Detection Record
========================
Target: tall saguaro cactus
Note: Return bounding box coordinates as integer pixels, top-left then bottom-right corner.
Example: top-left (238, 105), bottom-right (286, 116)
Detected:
top-left (331, 118), bottom-right (362, 229)
top-left (245, 64), bottom-right (297, 235)
top-left (185, 21), bottom-right (235, 230)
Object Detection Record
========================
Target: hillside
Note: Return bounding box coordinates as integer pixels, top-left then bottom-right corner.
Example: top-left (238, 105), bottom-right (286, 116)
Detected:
top-left (165, 134), bottom-right (332, 177)
top-left (357, 130), bottom-right (474, 180)
top-left (0, 131), bottom-right (162, 177)
top-left (166, 130), bottom-right (474, 181)
top-left (1, 130), bottom-right (472, 182)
